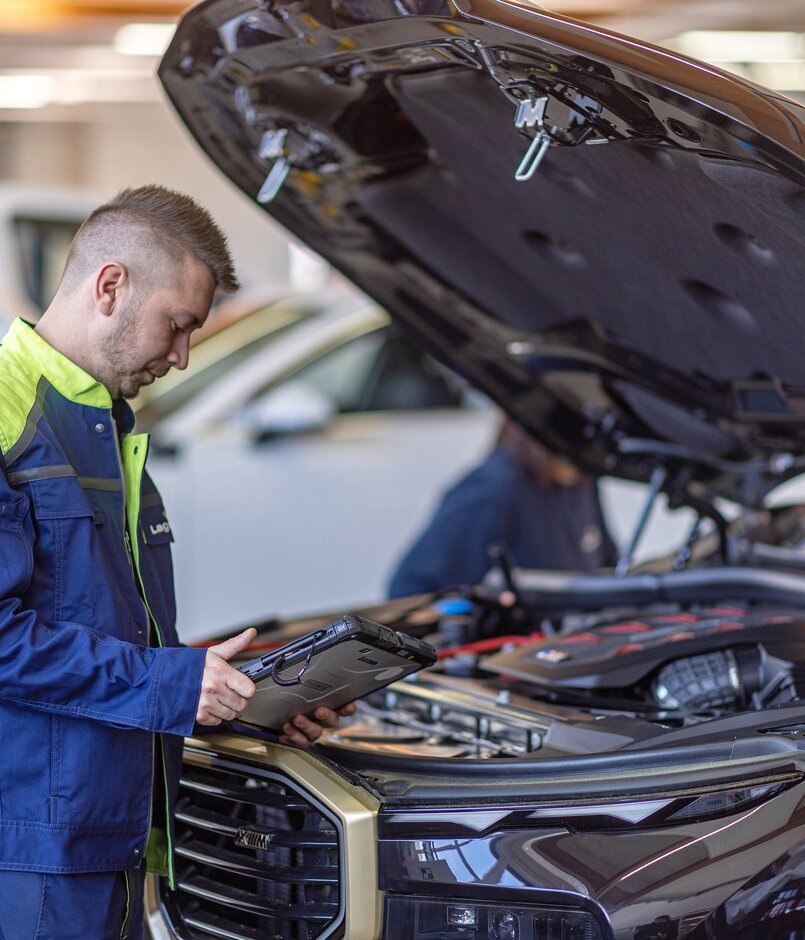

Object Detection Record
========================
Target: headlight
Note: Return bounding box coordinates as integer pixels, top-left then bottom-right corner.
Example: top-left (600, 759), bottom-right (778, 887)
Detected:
top-left (384, 895), bottom-right (608, 940)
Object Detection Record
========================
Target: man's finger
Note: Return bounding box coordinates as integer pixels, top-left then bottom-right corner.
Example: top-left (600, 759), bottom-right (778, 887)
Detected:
top-left (209, 627), bottom-right (258, 662)
top-left (214, 690), bottom-right (250, 715)
top-left (196, 711), bottom-right (222, 727)
top-left (313, 706), bottom-right (342, 728)
top-left (215, 703), bottom-right (239, 722)
top-left (202, 649), bottom-right (256, 700)
top-left (224, 668), bottom-right (256, 700)
top-left (293, 714), bottom-right (323, 739)
top-left (196, 651), bottom-right (255, 724)
top-left (200, 697), bottom-right (240, 722)
top-left (281, 722), bottom-right (314, 747)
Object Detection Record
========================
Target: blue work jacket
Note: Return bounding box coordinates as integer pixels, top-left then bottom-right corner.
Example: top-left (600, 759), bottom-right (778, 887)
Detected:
top-left (388, 447), bottom-right (618, 597)
top-left (0, 319), bottom-right (206, 878)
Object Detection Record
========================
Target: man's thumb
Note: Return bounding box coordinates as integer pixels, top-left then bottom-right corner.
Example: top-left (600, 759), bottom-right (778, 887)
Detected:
top-left (210, 628), bottom-right (257, 662)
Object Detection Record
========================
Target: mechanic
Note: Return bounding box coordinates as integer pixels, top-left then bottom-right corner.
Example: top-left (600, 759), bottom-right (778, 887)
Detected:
top-left (388, 418), bottom-right (618, 597)
top-left (0, 185), bottom-right (353, 939)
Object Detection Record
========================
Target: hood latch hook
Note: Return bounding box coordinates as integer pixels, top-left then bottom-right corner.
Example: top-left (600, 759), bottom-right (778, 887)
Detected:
top-left (257, 128), bottom-right (291, 203)
top-left (514, 96), bottom-right (551, 181)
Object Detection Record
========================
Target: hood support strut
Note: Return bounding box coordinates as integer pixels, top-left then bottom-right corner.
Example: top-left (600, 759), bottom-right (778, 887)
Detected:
top-left (615, 466), bottom-right (667, 576)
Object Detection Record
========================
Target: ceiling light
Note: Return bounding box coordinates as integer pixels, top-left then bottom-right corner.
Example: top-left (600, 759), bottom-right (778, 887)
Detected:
top-left (673, 31), bottom-right (804, 64)
top-left (113, 23), bottom-right (175, 57)
top-left (0, 74), bottom-right (55, 109)
top-left (751, 62), bottom-right (805, 92)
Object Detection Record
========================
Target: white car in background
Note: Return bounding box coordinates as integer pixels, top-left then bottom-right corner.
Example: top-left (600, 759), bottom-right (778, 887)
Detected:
top-left (141, 287), bottom-right (499, 640)
top-left (0, 185), bottom-right (97, 325)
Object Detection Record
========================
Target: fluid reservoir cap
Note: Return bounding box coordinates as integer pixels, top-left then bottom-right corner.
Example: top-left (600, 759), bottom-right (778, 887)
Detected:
top-left (435, 598), bottom-right (473, 616)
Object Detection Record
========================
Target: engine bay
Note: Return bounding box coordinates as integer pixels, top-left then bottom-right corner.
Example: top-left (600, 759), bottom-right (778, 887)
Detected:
top-left (321, 557), bottom-right (805, 761)
top-left (226, 506), bottom-right (805, 763)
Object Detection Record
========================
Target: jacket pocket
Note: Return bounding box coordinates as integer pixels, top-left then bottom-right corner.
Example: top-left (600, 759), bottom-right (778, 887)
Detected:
top-left (55, 716), bottom-right (152, 829)
top-left (27, 476), bottom-right (97, 623)
top-left (140, 497), bottom-right (174, 546)
top-left (0, 703), bottom-right (55, 824)
top-left (138, 496), bottom-right (177, 638)
top-left (28, 473), bottom-right (98, 521)
top-left (0, 491), bottom-right (33, 591)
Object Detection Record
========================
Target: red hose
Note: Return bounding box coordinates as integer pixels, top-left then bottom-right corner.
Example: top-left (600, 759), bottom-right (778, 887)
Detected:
top-left (436, 632), bottom-right (543, 659)
top-left (191, 633), bottom-right (545, 658)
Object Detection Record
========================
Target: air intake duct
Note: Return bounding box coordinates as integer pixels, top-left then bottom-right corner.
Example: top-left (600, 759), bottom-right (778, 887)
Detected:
top-left (652, 647), bottom-right (762, 712)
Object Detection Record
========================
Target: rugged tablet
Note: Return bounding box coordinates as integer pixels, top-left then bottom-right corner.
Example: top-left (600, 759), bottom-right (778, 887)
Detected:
top-left (237, 613), bottom-right (436, 732)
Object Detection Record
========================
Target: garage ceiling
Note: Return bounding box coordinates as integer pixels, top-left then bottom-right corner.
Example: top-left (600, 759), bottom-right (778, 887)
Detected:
top-left (0, 0), bottom-right (802, 116)
top-left (0, 0), bottom-right (802, 34)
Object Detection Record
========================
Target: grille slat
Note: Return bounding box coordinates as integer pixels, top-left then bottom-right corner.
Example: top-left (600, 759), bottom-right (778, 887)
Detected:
top-left (176, 839), bottom-right (339, 884)
top-left (175, 803), bottom-right (338, 847)
top-left (178, 875), bottom-right (337, 920)
top-left (179, 772), bottom-right (310, 810)
top-left (165, 756), bottom-right (344, 940)
top-left (183, 912), bottom-right (264, 940)
top-left (175, 803), bottom-right (239, 837)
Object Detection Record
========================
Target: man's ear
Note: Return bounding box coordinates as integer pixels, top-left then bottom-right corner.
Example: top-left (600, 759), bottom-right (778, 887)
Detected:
top-left (93, 262), bottom-right (128, 316)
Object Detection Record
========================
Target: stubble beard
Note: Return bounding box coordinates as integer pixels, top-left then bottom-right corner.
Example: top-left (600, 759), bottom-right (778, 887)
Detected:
top-left (100, 302), bottom-right (143, 399)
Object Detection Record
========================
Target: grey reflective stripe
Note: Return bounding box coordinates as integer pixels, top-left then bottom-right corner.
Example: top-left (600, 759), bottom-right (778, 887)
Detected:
top-left (7, 465), bottom-right (123, 492)
top-left (8, 464), bottom-right (76, 485)
top-left (141, 492), bottom-right (163, 509)
top-left (5, 375), bottom-right (50, 466)
top-left (78, 476), bottom-right (123, 492)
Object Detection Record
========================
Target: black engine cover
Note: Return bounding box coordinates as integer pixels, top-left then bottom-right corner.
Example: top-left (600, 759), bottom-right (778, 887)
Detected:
top-left (482, 606), bottom-right (805, 690)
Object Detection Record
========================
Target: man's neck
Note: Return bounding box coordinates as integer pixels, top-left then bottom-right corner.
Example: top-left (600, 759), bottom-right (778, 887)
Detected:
top-left (35, 305), bottom-right (97, 385)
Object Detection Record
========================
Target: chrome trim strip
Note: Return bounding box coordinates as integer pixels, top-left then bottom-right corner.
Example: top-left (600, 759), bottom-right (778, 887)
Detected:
top-left (144, 875), bottom-right (173, 940)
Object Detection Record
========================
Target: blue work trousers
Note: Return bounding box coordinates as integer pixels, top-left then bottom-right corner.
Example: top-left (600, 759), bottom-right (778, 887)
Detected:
top-left (0, 866), bottom-right (144, 940)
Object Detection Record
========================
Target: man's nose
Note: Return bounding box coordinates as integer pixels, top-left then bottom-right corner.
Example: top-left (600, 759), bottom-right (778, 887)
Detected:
top-left (167, 334), bottom-right (191, 371)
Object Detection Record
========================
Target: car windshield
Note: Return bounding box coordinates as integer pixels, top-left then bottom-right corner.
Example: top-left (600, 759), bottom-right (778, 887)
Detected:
top-left (134, 304), bottom-right (310, 429)
top-left (285, 328), bottom-right (387, 412)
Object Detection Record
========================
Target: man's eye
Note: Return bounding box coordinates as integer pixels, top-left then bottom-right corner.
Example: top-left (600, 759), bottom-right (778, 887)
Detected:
top-left (171, 321), bottom-right (182, 334)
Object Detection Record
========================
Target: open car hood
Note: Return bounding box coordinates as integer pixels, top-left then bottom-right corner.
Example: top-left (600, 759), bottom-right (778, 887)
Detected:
top-left (159, 0), bottom-right (805, 508)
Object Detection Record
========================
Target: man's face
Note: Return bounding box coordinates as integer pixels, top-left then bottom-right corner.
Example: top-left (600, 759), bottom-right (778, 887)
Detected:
top-left (101, 256), bottom-right (215, 399)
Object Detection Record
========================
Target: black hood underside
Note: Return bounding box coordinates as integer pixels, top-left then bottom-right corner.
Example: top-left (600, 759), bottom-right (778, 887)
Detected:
top-left (160, 0), bottom-right (805, 508)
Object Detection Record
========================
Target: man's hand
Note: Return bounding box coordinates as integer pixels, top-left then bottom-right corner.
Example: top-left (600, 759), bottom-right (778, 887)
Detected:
top-left (196, 628), bottom-right (257, 726)
top-left (280, 702), bottom-right (357, 748)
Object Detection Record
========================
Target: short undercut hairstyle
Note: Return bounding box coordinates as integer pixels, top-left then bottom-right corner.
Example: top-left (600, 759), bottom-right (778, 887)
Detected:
top-left (61, 184), bottom-right (239, 295)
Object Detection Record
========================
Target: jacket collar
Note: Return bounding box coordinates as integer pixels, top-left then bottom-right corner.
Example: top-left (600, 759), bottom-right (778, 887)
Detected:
top-left (4, 317), bottom-right (114, 410)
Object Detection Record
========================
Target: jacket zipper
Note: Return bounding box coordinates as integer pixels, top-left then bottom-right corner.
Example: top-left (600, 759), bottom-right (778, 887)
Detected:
top-left (123, 530), bottom-right (135, 578)
top-left (113, 422), bottom-right (156, 876)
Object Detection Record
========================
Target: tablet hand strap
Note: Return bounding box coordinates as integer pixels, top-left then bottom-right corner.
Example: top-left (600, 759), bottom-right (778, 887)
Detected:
top-left (269, 632), bottom-right (322, 686)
